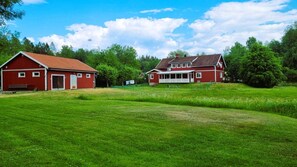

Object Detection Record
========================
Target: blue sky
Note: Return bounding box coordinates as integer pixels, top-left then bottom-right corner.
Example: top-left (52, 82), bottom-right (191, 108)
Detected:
top-left (9, 0), bottom-right (297, 58)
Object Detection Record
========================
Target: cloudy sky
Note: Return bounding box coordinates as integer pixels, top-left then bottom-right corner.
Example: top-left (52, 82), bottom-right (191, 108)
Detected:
top-left (11, 0), bottom-right (297, 58)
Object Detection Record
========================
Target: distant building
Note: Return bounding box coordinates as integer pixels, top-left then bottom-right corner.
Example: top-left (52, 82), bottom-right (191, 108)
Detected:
top-left (0, 51), bottom-right (97, 91)
top-left (146, 54), bottom-right (226, 85)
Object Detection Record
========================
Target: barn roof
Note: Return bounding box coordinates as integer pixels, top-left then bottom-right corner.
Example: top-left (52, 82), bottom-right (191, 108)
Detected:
top-left (155, 54), bottom-right (225, 69)
top-left (1, 51), bottom-right (97, 72)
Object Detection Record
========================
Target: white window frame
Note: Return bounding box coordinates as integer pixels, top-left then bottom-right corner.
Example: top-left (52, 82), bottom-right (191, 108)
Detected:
top-left (196, 72), bottom-right (202, 79)
top-left (86, 74), bottom-right (91, 78)
top-left (77, 73), bottom-right (82, 78)
top-left (18, 72), bottom-right (25, 78)
top-left (220, 72), bottom-right (223, 78)
top-left (150, 74), bottom-right (154, 79)
top-left (32, 71), bottom-right (40, 77)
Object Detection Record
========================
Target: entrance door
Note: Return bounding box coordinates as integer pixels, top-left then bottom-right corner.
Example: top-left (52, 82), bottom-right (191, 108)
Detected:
top-left (52, 75), bottom-right (65, 90)
top-left (190, 72), bottom-right (194, 82)
top-left (70, 75), bottom-right (77, 89)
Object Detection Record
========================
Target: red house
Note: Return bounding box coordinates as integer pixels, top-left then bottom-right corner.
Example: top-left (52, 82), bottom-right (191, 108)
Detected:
top-left (147, 54), bottom-right (226, 85)
top-left (0, 51), bottom-right (97, 91)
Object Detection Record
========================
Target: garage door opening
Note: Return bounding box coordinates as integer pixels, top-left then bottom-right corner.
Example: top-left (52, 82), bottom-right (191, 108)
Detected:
top-left (52, 75), bottom-right (65, 90)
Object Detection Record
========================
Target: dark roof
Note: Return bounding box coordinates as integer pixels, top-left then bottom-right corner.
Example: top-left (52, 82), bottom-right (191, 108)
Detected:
top-left (170, 56), bottom-right (197, 64)
top-left (192, 54), bottom-right (221, 67)
top-left (155, 54), bottom-right (223, 69)
top-left (155, 57), bottom-right (174, 69)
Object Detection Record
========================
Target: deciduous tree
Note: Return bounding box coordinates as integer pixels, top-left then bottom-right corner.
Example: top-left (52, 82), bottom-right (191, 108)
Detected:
top-left (241, 43), bottom-right (284, 88)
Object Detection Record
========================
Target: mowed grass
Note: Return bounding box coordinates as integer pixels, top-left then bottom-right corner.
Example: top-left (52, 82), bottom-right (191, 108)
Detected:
top-left (0, 86), bottom-right (296, 166)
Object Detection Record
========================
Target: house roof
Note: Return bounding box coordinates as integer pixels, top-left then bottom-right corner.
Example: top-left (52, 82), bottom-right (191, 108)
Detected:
top-left (1, 51), bottom-right (97, 72)
top-left (192, 54), bottom-right (222, 67)
top-left (155, 54), bottom-right (224, 69)
top-left (155, 57), bottom-right (174, 69)
top-left (170, 56), bottom-right (197, 64)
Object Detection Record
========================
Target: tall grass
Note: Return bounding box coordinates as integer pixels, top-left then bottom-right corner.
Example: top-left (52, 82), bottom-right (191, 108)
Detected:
top-left (114, 83), bottom-right (297, 118)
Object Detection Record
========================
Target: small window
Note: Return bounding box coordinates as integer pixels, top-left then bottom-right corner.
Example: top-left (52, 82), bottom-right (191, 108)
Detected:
top-left (150, 74), bottom-right (154, 79)
top-left (77, 73), bottom-right (82, 78)
top-left (86, 74), bottom-right (91, 78)
top-left (18, 72), bottom-right (25, 78)
top-left (32, 72), bottom-right (40, 77)
top-left (220, 72), bottom-right (223, 78)
top-left (196, 72), bottom-right (202, 78)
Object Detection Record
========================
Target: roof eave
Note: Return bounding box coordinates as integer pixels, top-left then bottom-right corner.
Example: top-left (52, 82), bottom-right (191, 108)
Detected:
top-left (48, 68), bottom-right (97, 73)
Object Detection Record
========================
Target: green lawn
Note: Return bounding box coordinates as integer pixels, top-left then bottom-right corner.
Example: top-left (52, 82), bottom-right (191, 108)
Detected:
top-left (0, 85), bottom-right (297, 166)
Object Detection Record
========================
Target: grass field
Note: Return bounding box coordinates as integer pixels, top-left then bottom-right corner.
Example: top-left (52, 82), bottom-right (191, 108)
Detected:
top-left (0, 84), bottom-right (297, 166)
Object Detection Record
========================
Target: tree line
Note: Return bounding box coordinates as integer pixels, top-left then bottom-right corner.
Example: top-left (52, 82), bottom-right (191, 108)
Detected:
top-left (224, 22), bottom-right (297, 87)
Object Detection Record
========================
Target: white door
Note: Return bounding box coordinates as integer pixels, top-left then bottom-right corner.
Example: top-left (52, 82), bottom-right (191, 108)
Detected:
top-left (70, 75), bottom-right (77, 89)
top-left (190, 73), bottom-right (194, 82)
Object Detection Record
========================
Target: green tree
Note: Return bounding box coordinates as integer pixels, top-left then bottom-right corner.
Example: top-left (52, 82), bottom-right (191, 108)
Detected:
top-left (74, 48), bottom-right (88, 63)
top-left (138, 55), bottom-right (160, 72)
top-left (267, 40), bottom-right (284, 58)
top-left (168, 49), bottom-right (189, 58)
top-left (96, 64), bottom-right (118, 87)
top-left (282, 22), bottom-right (297, 69)
top-left (117, 66), bottom-right (141, 85)
top-left (224, 42), bottom-right (247, 82)
top-left (0, 0), bottom-right (24, 26)
top-left (22, 37), bottom-right (34, 52)
top-left (57, 45), bottom-right (75, 58)
top-left (241, 43), bottom-right (284, 88)
top-left (33, 42), bottom-right (54, 55)
top-left (246, 37), bottom-right (260, 50)
top-left (108, 44), bottom-right (140, 69)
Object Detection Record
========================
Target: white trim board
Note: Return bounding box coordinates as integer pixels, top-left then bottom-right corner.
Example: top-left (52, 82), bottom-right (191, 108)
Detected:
top-left (3, 68), bottom-right (45, 72)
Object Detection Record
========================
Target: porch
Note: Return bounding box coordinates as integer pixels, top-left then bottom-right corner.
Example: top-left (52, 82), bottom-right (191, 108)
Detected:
top-left (158, 70), bottom-right (194, 83)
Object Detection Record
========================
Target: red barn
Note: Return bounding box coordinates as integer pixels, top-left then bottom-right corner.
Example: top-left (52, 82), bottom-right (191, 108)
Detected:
top-left (0, 51), bottom-right (97, 91)
top-left (146, 54), bottom-right (226, 85)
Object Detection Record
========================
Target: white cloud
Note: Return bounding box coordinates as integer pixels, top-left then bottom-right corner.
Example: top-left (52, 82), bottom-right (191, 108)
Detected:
top-left (39, 17), bottom-right (187, 57)
top-left (188, 0), bottom-right (297, 54)
top-left (26, 37), bottom-right (35, 43)
top-left (39, 0), bottom-right (297, 58)
top-left (22, 0), bottom-right (46, 4)
top-left (140, 8), bottom-right (174, 14)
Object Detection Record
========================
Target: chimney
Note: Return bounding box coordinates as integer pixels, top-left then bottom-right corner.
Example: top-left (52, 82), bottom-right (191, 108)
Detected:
top-left (176, 54), bottom-right (180, 58)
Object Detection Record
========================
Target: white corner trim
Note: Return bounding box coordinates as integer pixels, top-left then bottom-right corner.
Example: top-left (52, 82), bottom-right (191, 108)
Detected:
top-left (45, 69), bottom-right (48, 91)
top-left (1, 69), bottom-right (3, 91)
top-left (214, 65), bottom-right (217, 82)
